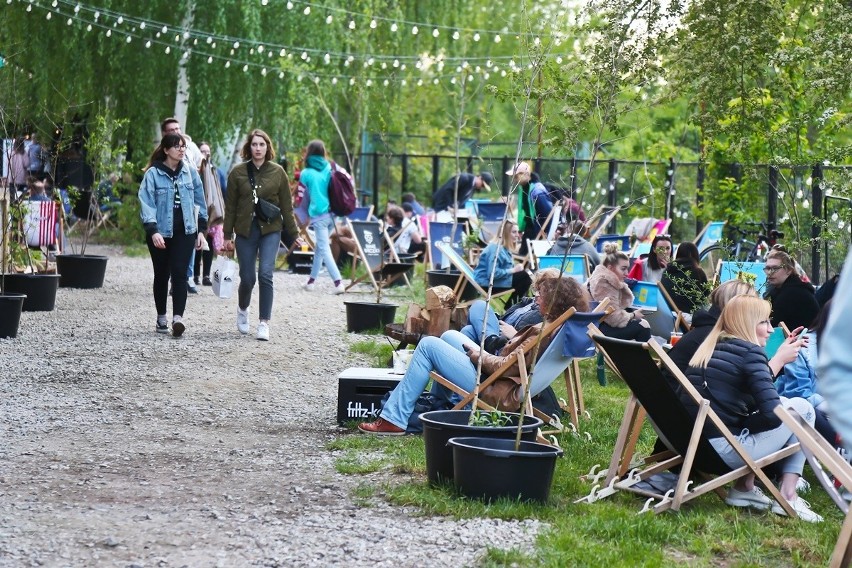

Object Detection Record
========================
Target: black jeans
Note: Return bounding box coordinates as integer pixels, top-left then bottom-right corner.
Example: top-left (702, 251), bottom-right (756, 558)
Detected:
top-left (146, 213), bottom-right (196, 318)
top-left (599, 319), bottom-right (652, 342)
top-left (193, 233), bottom-right (214, 279)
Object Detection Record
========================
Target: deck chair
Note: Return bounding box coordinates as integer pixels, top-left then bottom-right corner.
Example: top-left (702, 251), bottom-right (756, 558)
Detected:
top-left (473, 201), bottom-right (508, 243)
top-left (774, 405), bottom-right (852, 567)
top-left (537, 254), bottom-right (591, 284)
top-left (630, 281), bottom-right (680, 340)
top-left (534, 200), bottom-right (560, 241)
top-left (430, 302), bottom-right (611, 433)
top-left (594, 234), bottom-right (631, 253)
top-left (435, 241), bottom-right (513, 307)
top-left (577, 331), bottom-right (800, 517)
top-left (694, 221), bottom-right (726, 254)
top-left (526, 238), bottom-right (554, 269)
top-left (21, 200), bottom-right (59, 251)
top-left (587, 206), bottom-right (620, 244)
top-left (715, 260), bottom-right (767, 292)
top-left (347, 205), bottom-right (374, 221)
top-left (427, 221), bottom-right (466, 270)
top-left (344, 219), bottom-right (414, 292)
top-left (656, 282), bottom-right (691, 334)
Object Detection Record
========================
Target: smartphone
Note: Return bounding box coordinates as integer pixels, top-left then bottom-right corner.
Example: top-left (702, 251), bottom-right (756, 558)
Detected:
top-left (798, 327), bottom-right (809, 338)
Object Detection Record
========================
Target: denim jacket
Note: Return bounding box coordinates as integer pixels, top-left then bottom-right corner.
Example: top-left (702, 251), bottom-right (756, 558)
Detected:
top-left (138, 162), bottom-right (207, 238)
top-left (474, 243), bottom-right (513, 289)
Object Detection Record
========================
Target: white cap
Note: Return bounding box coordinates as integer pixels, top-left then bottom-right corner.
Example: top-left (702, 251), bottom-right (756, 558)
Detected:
top-left (505, 161), bottom-right (531, 176)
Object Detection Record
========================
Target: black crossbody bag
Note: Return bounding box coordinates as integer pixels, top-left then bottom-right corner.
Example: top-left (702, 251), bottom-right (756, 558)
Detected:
top-left (247, 164), bottom-right (281, 223)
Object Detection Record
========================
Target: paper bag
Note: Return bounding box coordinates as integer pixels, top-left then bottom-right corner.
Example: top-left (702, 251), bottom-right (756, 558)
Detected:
top-left (212, 255), bottom-right (237, 299)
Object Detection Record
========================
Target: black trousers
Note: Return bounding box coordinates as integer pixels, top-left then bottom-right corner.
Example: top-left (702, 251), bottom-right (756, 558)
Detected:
top-left (599, 319), bottom-right (652, 342)
top-left (146, 213), bottom-right (196, 317)
top-left (193, 233), bottom-right (214, 279)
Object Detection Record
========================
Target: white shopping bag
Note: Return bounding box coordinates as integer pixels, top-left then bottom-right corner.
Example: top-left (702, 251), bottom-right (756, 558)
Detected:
top-left (212, 255), bottom-right (237, 299)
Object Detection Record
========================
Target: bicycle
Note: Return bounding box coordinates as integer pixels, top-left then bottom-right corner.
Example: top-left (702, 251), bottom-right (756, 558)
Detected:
top-left (699, 221), bottom-right (784, 263)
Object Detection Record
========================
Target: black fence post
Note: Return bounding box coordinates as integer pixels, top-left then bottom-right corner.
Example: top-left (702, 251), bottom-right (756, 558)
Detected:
top-left (400, 153), bottom-right (408, 198)
top-left (729, 162), bottom-right (742, 185)
top-left (811, 163), bottom-right (823, 285)
top-left (501, 156), bottom-right (510, 196)
top-left (570, 157), bottom-right (578, 199)
top-left (696, 162), bottom-right (705, 236)
top-left (432, 155), bottom-right (440, 198)
top-left (372, 152), bottom-right (380, 213)
top-left (768, 165), bottom-right (779, 229)
top-left (466, 155), bottom-right (474, 174)
top-left (664, 158), bottom-right (676, 222)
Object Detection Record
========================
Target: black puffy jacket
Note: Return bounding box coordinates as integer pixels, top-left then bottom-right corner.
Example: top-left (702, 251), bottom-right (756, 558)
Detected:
top-left (682, 337), bottom-right (781, 438)
top-left (766, 273), bottom-right (819, 330)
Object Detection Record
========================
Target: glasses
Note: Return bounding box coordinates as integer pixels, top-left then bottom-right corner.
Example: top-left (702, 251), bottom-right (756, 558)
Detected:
top-left (763, 264), bottom-right (786, 274)
top-left (171, 144), bottom-right (187, 150)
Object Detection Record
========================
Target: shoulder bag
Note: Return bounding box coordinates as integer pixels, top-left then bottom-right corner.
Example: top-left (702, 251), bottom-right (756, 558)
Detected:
top-left (247, 164), bottom-right (281, 223)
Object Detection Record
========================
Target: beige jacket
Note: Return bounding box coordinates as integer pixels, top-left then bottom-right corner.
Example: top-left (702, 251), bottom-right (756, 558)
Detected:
top-left (588, 264), bottom-right (634, 327)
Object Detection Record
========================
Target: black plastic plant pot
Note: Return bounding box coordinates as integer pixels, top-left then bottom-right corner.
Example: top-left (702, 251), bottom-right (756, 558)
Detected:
top-left (56, 254), bottom-right (108, 289)
top-left (0, 293), bottom-right (27, 338)
top-left (426, 270), bottom-right (479, 302)
top-left (419, 409), bottom-right (543, 485)
top-left (448, 437), bottom-right (563, 503)
top-left (2, 273), bottom-right (60, 311)
top-left (344, 301), bottom-right (398, 333)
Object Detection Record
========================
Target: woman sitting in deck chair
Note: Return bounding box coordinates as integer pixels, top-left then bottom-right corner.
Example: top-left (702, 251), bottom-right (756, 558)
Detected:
top-left (473, 220), bottom-right (531, 306)
top-left (358, 275), bottom-right (588, 435)
top-left (683, 294), bottom-right (823, 522)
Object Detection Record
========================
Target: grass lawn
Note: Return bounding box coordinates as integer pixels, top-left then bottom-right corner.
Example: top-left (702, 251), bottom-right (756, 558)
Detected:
top-left (332, 357), bottom-right (843, 567)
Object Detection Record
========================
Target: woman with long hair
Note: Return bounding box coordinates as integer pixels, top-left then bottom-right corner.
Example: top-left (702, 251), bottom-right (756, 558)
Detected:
top-left (473, 219), bottom-right (531, 305)
top-left (358, 275), bottom-right (588, 434)
top-left (138, 133), bottom-right (208, 337)
top-left (6, 136), bottom-right (30, 195)
top-left (763, 248), bottom-right (820, 329)
top-left (628, 234), bottom-right (673, 282)
top-left (660, 241), bottom-right (710, 317)
top-left (300, 139), bottom-right (345, 294)
top-left (223, 129), bottom-right (299, 341)
top-left (588, 243), bottom-right (651, 341)
top-left (684, 295), bottom-right (822, 522)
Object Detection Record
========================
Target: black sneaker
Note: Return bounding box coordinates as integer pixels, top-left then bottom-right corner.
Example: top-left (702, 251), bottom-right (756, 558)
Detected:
top-left (172, 319), bottom-right (185, 338)
top-left (202, 276), bottom-right (212, 286)
top-left (156, 320), bottom-right (169, 334)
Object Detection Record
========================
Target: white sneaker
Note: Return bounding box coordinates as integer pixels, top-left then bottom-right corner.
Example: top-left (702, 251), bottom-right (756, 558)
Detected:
top-left (725, 486), bottom-right (772, 510)
top-left (771, 495), bottom-right (823, 523)
top-left (303, 282), bottom-right (315, 291)
top-left (795, 477), bottom-right (811, 493)
top-left (257, 321), bottom-right (269, 341)
top-left (236, 308), bottom-right (250, 334)
top-left (333, 282), bottom-right (345, 295)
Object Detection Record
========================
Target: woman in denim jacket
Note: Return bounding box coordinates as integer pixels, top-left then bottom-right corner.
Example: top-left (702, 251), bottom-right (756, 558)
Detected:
top-left (138, 133), bottom-right (208, 337)
top-left (473, 220), bottom-right (531, 306)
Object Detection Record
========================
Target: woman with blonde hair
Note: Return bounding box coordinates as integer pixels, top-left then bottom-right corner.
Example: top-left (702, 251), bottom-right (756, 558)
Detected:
top-left (588, 242), bottom-right (651, 341)
top-left (473, 220), bottom-right (531, 305)
top-left (683, 295), bottom-right (821, 522)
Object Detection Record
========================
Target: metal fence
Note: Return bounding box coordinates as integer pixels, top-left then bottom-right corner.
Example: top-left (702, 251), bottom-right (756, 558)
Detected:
top-left (337, 151), bottom-right (852, 284)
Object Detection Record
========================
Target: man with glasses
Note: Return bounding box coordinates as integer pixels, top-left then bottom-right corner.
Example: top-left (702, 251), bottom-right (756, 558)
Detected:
top-left (763, 248), bottom-right (819, 329)
top-left (161, 117), bottom-right (204, 294)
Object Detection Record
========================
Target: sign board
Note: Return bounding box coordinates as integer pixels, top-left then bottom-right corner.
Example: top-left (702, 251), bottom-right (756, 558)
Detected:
top-left (429, 221), bottom-right (465, 270)
top-left (594, 234), bottom-right (631, 253)
top-left (537, 255), bottom-right (589, 283)
top-left (350, 220), bottom-right (384, 272)
top-left (718, 261), bottom-right (767, 293)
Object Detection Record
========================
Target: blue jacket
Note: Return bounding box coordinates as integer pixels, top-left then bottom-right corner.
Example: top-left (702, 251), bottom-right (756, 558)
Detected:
top-left (301, 155), bottom-right (332, 220)
top-left (138, 162), bottom-right (207, 238)
top-left (475, 243), bottom-right (513, 289)
top-left (518, 181), bottom-right (553, 235)
top-left (775, 332), bottom-right (819, 400)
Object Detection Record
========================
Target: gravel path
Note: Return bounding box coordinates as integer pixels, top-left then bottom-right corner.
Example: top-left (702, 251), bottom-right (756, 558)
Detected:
top-left (0, 246), bottom-right (543, 567)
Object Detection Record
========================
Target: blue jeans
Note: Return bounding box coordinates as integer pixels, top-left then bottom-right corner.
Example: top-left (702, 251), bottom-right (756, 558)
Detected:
top-left (310, 215), bottom-right (342, 282)
top-left (460, 300), bottom-right (500, 343)
top-left (235, 220), bottom-right (279, 320)
top-left (380, 331), bottom-right (477, 430)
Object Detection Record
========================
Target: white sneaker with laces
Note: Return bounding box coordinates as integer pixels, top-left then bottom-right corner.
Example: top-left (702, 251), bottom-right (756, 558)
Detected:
top-left (771, 495), bottom-right (823, 523)
top-left (303, 282), bottom-right (315, 291)
top-left (725, 486), bottom-right (772, 510)
top-left (237, 308), bottom-right (250, 334)
top-left (796, 477), bottom-right (811, 493)
top-left (257, 321), bottom-right (269, 341)
top-left (333, 282), bottom-right (345, 295)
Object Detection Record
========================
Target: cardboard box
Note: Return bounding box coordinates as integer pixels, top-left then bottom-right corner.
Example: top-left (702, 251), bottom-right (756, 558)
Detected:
top-left (337, 368), bottom-right (402, 425)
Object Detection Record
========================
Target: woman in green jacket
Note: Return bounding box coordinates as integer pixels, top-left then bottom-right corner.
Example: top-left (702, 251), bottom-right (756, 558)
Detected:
top-left (222, 129), bottom-right (298, 341)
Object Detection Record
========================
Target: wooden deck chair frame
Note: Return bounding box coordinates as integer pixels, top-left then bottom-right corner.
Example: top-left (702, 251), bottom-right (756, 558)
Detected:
top-left (435, 241), bottom-right (513, 307)
top-left (275, 217), bottom-right (317, 270)
top-left (587, 206), bottom-right (620, 244)
top-left (526, 238), bottom-right (553, 270)
top-left (534, 199), bottom-right (560, 241)
top-left (344, 219), bottom-right (413, 292)
top-left (774, 405), bottom-right (852, 567)
top-left (381, 223), bottom-right (416, 288)
top-left (579, 330), bottom-right (800, 517)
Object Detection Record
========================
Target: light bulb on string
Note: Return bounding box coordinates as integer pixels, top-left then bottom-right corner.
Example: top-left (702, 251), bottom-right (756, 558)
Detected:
top-left (243, 64), bottom-right (249, 72)
top-left (494, 34), bottom-right (501, 43)
top-left (366, 79), bottom-right (372, 86)
top-left (303, 6), bottom-right (310, 15)
top-left (105, 29), bottom-right (111, 36)
top-left (401, 79), bottom-right (406, 86)
top-left (350, 78), bottom-right (355, 85)
top-left (139, 22), bottom-right (145, 29)
top-left (279, 48), bottom-right (286, 56)
top-left (370, 20), bottom-right (377, 29)
top-left (383, 79), bottom-right (389, 86)
top-left (161, 25), bottom-right (167, 33)
top-left (207, 56), bottom-right (212, 63)
top-left (349, 20), bottom-right (355, 29)
top-left (183, 31), bottom-right (190, 39)
top-left (66, 18), bottom-right (71, 25)
top-left (286, 1), bottom-right (292, 9)
top-left (393, 59), bottom-right (399, 68)
top-left (193, 39), bottom-right (198, 46)
top-left (261, 0), bottom-right (268, 4)
top-left (324, 53), bottom-right (330, 64)
top-left (381, 62), bottom-right (387, 69)
top-left (85, 24), bottom-right (91, 31)
top-left (278, 72), bottom-right (284, 79)
top-left (261, 68), bottom-right (267, 76)
top-left (145, 40), bottom-right (151, 48)
top-left (25, 4), bottom-right (31, 12)
top-left (331, 77), bottom-right (337, 84)
top-left (473, 33), bottom-right (480, 41)
top-left (390, 23), bottom-right (398, 32)
top-left (412, 26), bottom-right (418, 35)
top-left (432, 29), bottom-right (439, 37)
top-left (117, 16), bottom-right (123, 25)
top-left (94, 11), bottom-right (99, 20)
top-left (257, 45), bottom-right (264, 53)
top-left (46, 12), bottom-right (51, 20)
top-left (224, 60), bottom-right (230, 68)
top-left (74, 4), bottom-right (80, 13)
top-left (452, 31), bottom-right (459, 40)
top-left (125, 36), bottom-right (131, 43)
top-left (165, 46), bottom-right (171, 54)
top-left (326, 15), bottom-right (332, 24)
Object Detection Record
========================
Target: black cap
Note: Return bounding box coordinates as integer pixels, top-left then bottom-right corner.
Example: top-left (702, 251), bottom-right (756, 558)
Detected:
top-left (479, 171), bottom-right (495, 189)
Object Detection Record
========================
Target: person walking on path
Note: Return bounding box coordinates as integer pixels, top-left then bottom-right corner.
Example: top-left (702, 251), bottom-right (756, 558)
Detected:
top-left (222, 129), bottom-right (299, 341)
top-left (138, 133), bottom-right (207, 337)
top-left (299, 139), bottom-right (345, 295)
